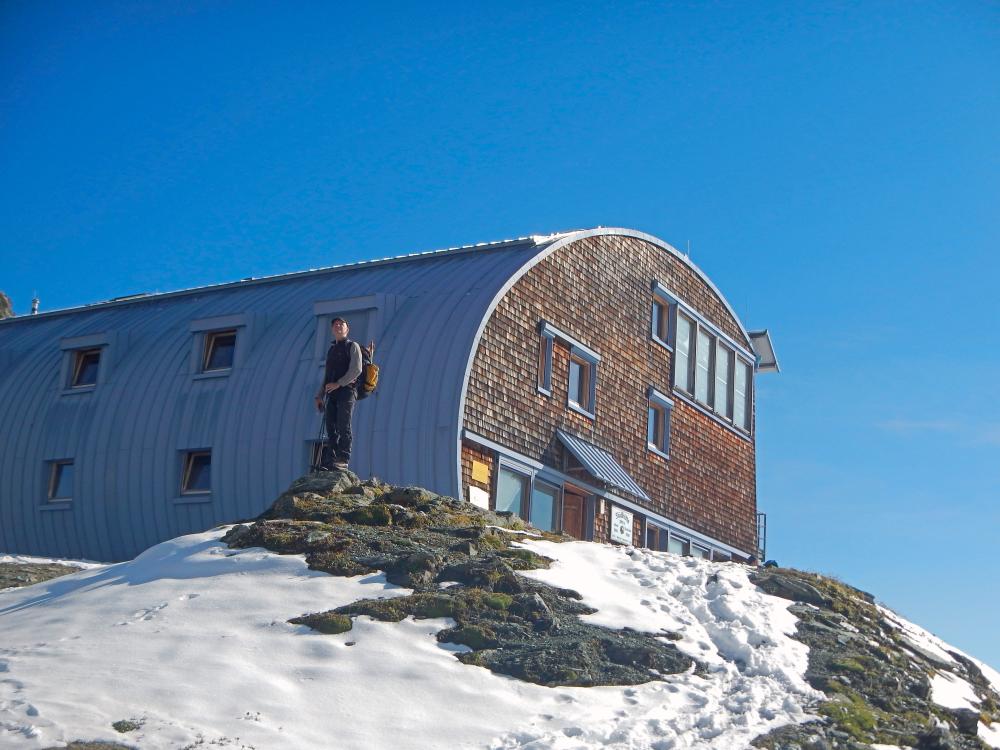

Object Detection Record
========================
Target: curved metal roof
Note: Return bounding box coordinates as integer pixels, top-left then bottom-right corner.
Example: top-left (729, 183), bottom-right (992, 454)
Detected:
top-left (0, 227), bottom-right (754, 561)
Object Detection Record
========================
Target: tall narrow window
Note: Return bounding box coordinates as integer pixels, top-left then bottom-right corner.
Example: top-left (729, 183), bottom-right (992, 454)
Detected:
top-left (567, 354), bottom-right (595, 415)
top-left (651, 299), bottom-right (669, 344)
top-left (646, 388), bottom-right (673, 457)
top-left (695, 329), bottom-right (713, 404)
top-left (674, 313), bottom-right (693, 392)
top-left (71, 349), bottom-right (101, 388)
top-left (48, 461), bottom-right (74, 501)
top-left (714, 342), bottom-right (733, 419)
top-left (203, 330), bottom-right (237, 372)
top-left (182, 451), bottom-right (212, 494)
top-left (734, 360), bottom-right (752, 431)
top-left (496, 467), bottom-right (528, 516)
top-left (537, 331), bottom-right (553, 395)
top-left (530, 481), bottom-right (560, 532)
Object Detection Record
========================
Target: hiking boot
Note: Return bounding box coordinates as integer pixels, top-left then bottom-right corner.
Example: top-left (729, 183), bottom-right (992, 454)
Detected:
top-left (333, 461), bottom-right (349, 471)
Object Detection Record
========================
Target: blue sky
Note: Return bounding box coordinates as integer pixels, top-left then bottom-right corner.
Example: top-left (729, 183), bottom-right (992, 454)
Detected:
top-left (2, 2), bottom-right (998, 666)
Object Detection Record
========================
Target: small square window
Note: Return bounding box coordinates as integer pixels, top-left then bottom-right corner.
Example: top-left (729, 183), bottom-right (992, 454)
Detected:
top-left (181, 451), bottom-right (212, 494)
top-left (48, 461), bottom-right (74, 501)
top-left (203, 331), bottom-right (237, 372)
top-left (667, 535), bottom-right (689, 556)
top-left (71, 349), bottom-right (101, 388)
top-left (496, 466), bottom-right (529, 516)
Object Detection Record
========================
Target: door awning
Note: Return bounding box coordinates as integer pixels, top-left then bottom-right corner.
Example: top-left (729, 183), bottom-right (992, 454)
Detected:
top-left (555, 429), bottom-right (650, 502)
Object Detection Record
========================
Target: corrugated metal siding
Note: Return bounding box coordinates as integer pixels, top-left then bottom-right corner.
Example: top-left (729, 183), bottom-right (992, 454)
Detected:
top-left (555, 429), bottom-right (651, 502)
top-left (0, 241), bottom-right (547, 560)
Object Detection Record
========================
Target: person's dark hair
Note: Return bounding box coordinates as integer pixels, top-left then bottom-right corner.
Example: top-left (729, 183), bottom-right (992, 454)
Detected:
top-left (331, 317), bottom-right (349, 327)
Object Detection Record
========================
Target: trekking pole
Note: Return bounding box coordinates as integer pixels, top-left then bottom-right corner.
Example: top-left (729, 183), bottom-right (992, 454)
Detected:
top-left (312, 393), bottom-right (329, 472)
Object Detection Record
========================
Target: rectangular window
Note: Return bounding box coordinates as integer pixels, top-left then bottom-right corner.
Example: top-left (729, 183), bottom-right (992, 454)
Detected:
top-left (667, 535), bottom-right (689, 556)
top-left (48, 460), bottom-right (74, 501)
top-left (537, 331), bottom-right (553, 395)
top-left (695, 329), bottom-right (713, 404)
top-left (203, 330), bottom-right (237, 372)
top-left (71, 349), bottom-right (101, 388)
top-left (567, 354), bottom-right (595, 415)
top-left (530, 480), bottom-right (560, 532)
top-left (181, 451), bottom-right (212, 494)
top-left (651, 299), bottom-right (669, 344)
top-left (692, 544), bottom-right (712, 560)
top-left (734, 361), bottom-right (750, 431)
top-left (646, 388), bottom-right (673, 457)
top-left (496, 466), bottom-right (528, 516)
top-left (674, 313), bottom-right (693, 392)
top-left (714, 342), bottom-right (732, 419)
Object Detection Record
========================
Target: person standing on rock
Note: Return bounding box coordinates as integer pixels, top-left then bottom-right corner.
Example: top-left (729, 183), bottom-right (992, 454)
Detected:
top-left (314, 317), bottom-right (362, 471)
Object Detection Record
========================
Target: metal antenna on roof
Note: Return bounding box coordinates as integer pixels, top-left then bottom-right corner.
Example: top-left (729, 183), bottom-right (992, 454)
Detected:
top-left (686, 240), bottom-right (691, 258)
top-left (31, 292), bottom-right (39, 315)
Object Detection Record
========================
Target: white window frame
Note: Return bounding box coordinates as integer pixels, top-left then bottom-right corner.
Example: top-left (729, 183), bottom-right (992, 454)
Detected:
top-left (646, 388), bottom-right (673, 459)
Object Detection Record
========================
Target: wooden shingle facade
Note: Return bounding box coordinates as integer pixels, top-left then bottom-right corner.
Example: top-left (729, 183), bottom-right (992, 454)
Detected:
top-left (0, 228), bottom-right (775, 562)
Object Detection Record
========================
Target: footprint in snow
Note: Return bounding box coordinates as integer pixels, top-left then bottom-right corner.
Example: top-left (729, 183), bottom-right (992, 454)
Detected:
top-left (178, 594), bottom-right (200, 601)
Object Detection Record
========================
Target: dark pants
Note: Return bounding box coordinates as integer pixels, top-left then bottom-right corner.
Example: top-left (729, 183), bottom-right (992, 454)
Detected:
top-left (321, 387), bottom-right (356, 467)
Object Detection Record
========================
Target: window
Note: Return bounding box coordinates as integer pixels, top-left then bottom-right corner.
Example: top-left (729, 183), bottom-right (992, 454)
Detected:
top-left (667, 535), bottom-right (689, 556)
top-left (645, 523), bottom-right (668, 551)
top-left (203, 330), bottom-right (237, 372)
top-left (496, 466), bottom-right (528, 516)
top-left (674, 312), bottom-right (694, 392)
top-left (655, 284), bottom-right (753, 434)
top-left (181, 451), bottom-right (212, 494)
top-left (568, 355), bottom-right (590, 409)
top-left (692, 544), bottom-right (712, 560)
top-left (714, 341), bottom-right (733, 419)
top-left (646, 388), bottom-right (673, 457)
top-left (530, 480), bottom-right (561, 532)
top-left (734, 360), bottom-right (751, 431)
top-left (537, 329), bottom-right (554, 395)
top-left (71, 349), bottom-right (101, 388)
top-left (538, 321), bottom-right (600, 418)
top-left (48, 461), bottom-right (74, 501)
top-left (651, 299), bottom-right (669, 344)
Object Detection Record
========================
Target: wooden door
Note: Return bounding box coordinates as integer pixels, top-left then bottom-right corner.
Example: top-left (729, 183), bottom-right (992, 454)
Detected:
top-left (562, 490), bottom-right (586, 540)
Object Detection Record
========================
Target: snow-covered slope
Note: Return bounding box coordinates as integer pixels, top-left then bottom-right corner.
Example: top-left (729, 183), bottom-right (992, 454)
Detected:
top-left (2, 492), bottom-right (997, 750)
top-left (1, 530), bottom-right (819, 749)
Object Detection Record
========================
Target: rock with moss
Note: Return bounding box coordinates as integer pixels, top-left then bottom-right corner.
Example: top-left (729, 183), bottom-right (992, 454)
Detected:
top-left (751, 568), bottom-right (1000, 750)
top-left (0, 562), bottom-right (81, 590)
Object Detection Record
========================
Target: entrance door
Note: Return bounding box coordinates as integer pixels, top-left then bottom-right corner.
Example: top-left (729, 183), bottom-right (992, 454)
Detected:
top-left (562, 489), bottom-right (587, 540)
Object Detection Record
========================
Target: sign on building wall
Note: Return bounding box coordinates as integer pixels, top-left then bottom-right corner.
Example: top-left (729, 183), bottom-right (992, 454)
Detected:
top-left (468, 486), bottom-right (490, 510)
top-left (610, 506), bottom-right (634, 545)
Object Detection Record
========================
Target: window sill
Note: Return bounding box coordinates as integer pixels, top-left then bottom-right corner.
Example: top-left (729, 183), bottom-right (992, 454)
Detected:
top-left (193, 370), bottom-right (231, 381)
top-left (61, 386), bottom-right (96, 396)
top-left (39, 501), bottom-right (73, 512)
top-left (536, 385), bottom-right (552, 397)
top-left (671, 389), bottom-right (752, 442)
top-left (646, 443), bottom-right (670, 460)
top-left (173, 494), bottom-right (213, 505)
top-left (651, 335), bottom-right (673, 353)
top-left (567, 401), bottom-right (595, 420)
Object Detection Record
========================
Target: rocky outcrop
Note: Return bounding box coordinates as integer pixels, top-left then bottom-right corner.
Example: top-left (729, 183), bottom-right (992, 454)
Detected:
top-left (751, 569), bottom-right (999, 750)
top-left (227, 470), bottom-right (693, 687)
top-left (0, 562), bottom-right (81, 590)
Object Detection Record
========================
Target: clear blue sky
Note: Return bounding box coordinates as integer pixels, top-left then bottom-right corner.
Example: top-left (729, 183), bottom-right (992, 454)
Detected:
top-left (2, 2), bottom-right (998, 666)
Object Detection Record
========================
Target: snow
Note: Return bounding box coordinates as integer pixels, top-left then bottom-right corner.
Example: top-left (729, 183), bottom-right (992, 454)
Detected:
top-left (980, 720), bottom-right (1000, 748)
top-left (930, 671), bottom-right (980, 711)
top-left (0, 553), bottom-right (105, 569)
top-left (0, 532), bottom-right (826, 749)
top-left (2, 531), bottom-right (994, 749)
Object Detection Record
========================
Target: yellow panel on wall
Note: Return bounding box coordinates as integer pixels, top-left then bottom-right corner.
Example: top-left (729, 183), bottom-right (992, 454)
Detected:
top-left (471, 460), bottom-right (490, 484)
